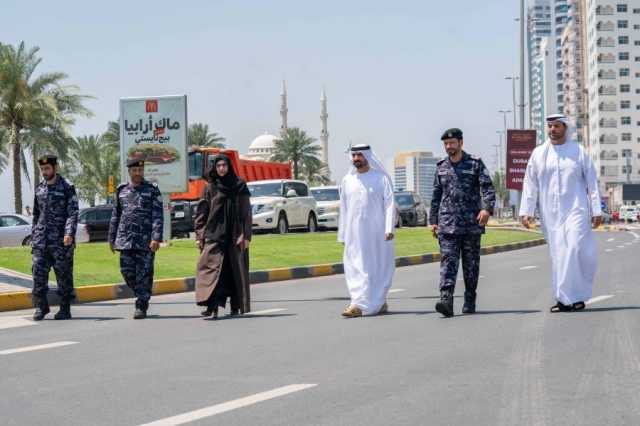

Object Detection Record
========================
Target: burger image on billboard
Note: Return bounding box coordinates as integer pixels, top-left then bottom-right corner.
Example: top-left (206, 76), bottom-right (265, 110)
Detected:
top-left (128, 144), bottom-right (180, 164)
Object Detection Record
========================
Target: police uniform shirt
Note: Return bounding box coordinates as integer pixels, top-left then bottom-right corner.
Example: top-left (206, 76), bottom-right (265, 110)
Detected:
top-left (31, 175), bottom-right (79, 248)
top-left (429, 152), bottom-right (496, 235)
top-left (109, 180), bottom-right (164, 250)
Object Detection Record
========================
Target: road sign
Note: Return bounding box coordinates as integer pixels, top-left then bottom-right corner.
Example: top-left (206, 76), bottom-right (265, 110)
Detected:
top-left (506, 129), bottom-right (537, 191)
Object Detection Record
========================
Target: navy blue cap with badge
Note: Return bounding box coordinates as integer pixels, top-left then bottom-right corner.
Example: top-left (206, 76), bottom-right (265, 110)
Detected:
top-left (37, 154), bottom-right (58, 166)
top-left (126, 159), bottom-right (145, 168)
top-left (441, 128), bottom-right (463, 141)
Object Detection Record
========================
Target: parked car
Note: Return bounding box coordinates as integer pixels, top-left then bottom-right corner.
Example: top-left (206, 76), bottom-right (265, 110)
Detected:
top-left (248, 180), bottom-right (318, 234)
top-left (620, 205), bottom-right (639, 223)
top-left (394, 191), bottom-right (428, 227)
top-left (78, 205), bottom-right (114, 242)
top-left (0, 213), bottom-right (89, 247)
top-left (310, 186), bottom-right (340, 230)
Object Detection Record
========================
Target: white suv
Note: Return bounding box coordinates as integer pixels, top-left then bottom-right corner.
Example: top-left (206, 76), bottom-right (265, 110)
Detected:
top-left (248, 180), bottom-right (318, 234)
top-left (310, 186), bottom-right (340, 230)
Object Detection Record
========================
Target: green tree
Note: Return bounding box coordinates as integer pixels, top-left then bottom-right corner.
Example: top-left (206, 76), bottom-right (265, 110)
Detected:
top-left (0, 41), bottom-right (91, 213)
top-left (492, 170), bottom-right (510, 208)
top-left (0, 127), bottom-right (8, 173)
top-left (188, 123), bottom-right (225, 148)
top-left (63, 128), bottom-right (120, 206)
top-left (301, 156), bottom-right (331, 186)
top-left (270, 127), bottom-right (321, 180)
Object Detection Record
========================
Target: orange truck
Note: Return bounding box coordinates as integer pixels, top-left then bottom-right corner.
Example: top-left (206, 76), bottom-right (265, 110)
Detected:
top-left (169, 146), bottom-right (291, 236)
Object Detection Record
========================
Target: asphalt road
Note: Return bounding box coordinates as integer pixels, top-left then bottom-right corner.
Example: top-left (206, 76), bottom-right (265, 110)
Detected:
top-left (1, 231), bottom-right (639, 426)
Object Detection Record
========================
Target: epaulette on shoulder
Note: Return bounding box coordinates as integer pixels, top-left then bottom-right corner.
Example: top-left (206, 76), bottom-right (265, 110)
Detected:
top-left (436, 158), bottom-right (447, 165)
top-left (116, 183), bottom-right (127, 190)
top-left (469, 155), bottom-right (481, 161)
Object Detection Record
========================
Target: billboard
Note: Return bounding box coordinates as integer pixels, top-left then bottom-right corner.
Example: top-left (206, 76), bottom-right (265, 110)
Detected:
top-left (506, 129), bottom-right (537, 191)
top-left (119, 95), bottom-right (188, 193)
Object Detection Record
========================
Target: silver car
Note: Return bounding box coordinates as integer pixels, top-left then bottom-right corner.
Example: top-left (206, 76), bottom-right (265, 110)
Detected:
top-left (0, 213), bottom-right (90, 248)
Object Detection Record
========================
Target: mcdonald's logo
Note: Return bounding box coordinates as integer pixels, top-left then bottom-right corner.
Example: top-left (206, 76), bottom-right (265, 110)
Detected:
top-left (145, 100), bottom-right (158, 113)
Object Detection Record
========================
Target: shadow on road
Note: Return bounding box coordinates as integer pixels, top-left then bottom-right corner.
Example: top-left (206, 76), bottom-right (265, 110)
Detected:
top-left (582, 306), bottom-right (640, 313)
top-left (204, 313), bottom-right (296, 321)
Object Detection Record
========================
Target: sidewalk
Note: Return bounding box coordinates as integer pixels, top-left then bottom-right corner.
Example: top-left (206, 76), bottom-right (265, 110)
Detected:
top-left (0, 268), bottom-right (36, 294)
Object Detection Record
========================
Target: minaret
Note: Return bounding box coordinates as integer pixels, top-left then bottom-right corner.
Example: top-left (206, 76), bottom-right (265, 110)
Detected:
top-left (320, 87), bottom-right (330, 177)
top-left (280, 80), bottom-right (288, 139)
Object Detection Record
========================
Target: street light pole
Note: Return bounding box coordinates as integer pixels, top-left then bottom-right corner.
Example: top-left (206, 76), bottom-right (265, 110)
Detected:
top-left (496, 130), bottom-right (505, 174)
top-left (519, 0), bottom-right (526, 130)
top-left (505, 76), bottom-right (518, 128)
top-left (498, 110), bottom-right (511, 135)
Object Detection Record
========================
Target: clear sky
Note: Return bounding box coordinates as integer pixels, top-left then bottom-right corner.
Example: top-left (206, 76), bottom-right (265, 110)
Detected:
top-left (1, 0), bottom-right (522, 212)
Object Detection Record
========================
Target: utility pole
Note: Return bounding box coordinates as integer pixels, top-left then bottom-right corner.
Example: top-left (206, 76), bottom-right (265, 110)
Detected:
top-left (519, 0), bottom-right (526, 130)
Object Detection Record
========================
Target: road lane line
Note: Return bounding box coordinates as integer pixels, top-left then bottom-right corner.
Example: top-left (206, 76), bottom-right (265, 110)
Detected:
top-left (248, 308), bottom-right (287, 315)
top-left (519, 266), bottom-right (538, 270)
top-left (389, 289), bottom-right (405, 294)
top-left (630, 232), bottom-right (639, 239)
top-left (617, 245), bottom-right (625, 249)
top-left (586, 295), bottom-right (614, 305)
top-left (606, 238), bottom-right (615, 242)
top-left (605, 249), bottom-right (613, 252)
top-left (0, 341), bottom-right (78, 355)
top-left (0, 316), bottom-right (36, 330)
top-left (139, 384), bottom-right (317, 426)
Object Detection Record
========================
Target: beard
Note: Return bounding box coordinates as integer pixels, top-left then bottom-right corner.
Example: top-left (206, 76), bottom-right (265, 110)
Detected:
top-left (353, 160), bottom-right (367, 169)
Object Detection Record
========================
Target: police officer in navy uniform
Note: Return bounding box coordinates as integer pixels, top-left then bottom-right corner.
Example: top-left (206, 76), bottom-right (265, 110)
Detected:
top-left (31, 154), bottom-right (79, 321)
top-left (430, 128), bottom-right (496, 317)
top-left (109, 159), bottom-right (163, 319)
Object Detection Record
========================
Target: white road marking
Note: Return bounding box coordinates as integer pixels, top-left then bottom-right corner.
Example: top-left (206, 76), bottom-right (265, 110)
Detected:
top-left (139, 384), bottom-right (317, 426)
top-left (248, 308), bottom-right (287, 315)
top-left (625, 242), bottom-right (632, 246)
top-left (606, 238), bottom-right (615, 242)
top-left (617, 245), bottom-right (625, 249)
top-left (0, 316), bottom-right (36, 330)
top-left (479, 275), bottom-right (485, 279)
top-left (389, 289), bottom-right (405, 294)
top-left (519, 266), bottom-right (538, 270)
top-left (586, 295), bottom-right (615, 305)
top-left (0, 341), bottom-right (78, 355)
top-left (630, 232), bottom-right (639, 239)
top-left (605, 249), bottom-right (613, 252)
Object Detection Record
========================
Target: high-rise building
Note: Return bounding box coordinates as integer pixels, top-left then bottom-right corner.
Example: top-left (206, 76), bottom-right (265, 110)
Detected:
top-left (585, 0), bottom-right (640, 196)
top-left (542, 37), bottom-right (559, 119)
top-left (560, 0), bottom-right (589, 144)
top-left (393, 151), bottom-right (440, 204)
top-left (553, 0), bottom-right (570, 113)
top-left (528, 0), bottom-right (553, 141)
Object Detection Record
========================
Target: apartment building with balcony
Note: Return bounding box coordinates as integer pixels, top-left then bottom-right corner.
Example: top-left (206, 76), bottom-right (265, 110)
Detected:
top-left (586, 0), bottom-right (640, 195)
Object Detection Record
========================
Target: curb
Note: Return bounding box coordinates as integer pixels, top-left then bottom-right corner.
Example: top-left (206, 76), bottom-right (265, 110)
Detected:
top-left (0, 237), bottom-right (546, 313)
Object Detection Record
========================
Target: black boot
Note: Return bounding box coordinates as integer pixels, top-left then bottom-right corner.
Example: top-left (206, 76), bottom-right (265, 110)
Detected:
top-left (462, 293), bottom-right (476, 314)
top-left (32, 299), bottom-right (50, 321)
top-left (134, 300), bottom-right (148, 319)
top-left (54, 302), bottom-right (72, 320)
top-left (435, 292), bottom-right (454, 318)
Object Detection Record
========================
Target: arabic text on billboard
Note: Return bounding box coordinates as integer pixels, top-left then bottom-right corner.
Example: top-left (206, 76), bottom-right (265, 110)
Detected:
top-left (506, 130), bottom-right (537, 191)
top-left (119, 95), bottom-right (188, 193)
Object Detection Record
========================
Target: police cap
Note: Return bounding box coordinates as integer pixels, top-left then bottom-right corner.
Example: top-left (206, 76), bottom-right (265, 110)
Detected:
top-left (127, 158), bottom-right (145, 168)
top-left (37, 154), bottom-right (57, 166)
top-left (440, 128), bottom-right (463, 141)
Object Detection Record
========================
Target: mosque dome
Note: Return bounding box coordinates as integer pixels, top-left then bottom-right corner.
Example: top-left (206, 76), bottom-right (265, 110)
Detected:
top-left (248, 133), bottom-right (279, 159)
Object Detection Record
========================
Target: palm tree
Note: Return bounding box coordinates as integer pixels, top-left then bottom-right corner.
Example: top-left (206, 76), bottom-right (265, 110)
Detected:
top-left (64, 133), bottom-right (120, 206)
top-left (492, 170), bottom-right (510, 209)
top-left (271, 127), bottom-right (321, 180)
top-left (301, 156), bottom-right (331, 186)
top-left (0, 128), bottom-right (8, 173)
top-left (0, 41), bottom-right (91, 213)
top-left (188, 123), bottom-right (225, 148)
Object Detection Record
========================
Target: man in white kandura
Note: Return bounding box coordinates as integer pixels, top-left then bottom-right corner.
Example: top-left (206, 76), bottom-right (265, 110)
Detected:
top-left (520, 114), bottom-right (602, 312)
top-left (338, 144), bottom-right (396, 318)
